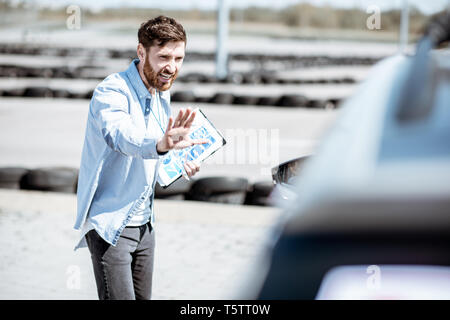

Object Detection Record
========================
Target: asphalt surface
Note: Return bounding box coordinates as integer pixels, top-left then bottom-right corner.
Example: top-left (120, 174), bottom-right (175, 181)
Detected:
top-left (0, 189), bottom-right (282, 300)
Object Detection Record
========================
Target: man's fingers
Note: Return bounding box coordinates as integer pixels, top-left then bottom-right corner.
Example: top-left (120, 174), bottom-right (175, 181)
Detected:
top-left (183, 163), bottom-right (193, 177)
top-left (184, 110), bottom-right (196, 128)
top-left (167, 127), bottom-right (190, 137)
top-left (165, 116), bottom-right (174, 133)
top-left (185, 161), bottom-right (200, 177)
top-left (179, 107), bottom-right (191, 126)
top-left (173, 109), bottom-right (183, 128)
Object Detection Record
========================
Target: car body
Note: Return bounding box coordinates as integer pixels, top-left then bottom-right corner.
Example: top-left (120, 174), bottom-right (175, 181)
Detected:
top-left (256, 13), bottom-right (450, 299)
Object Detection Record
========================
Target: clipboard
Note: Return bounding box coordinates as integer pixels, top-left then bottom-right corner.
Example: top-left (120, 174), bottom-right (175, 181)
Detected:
top-left (157, 108), bottom-right (226, 188)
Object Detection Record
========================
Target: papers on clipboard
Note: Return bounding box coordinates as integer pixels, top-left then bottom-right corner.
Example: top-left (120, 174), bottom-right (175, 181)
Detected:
top-left (157, 108), bottom-right (226, 188)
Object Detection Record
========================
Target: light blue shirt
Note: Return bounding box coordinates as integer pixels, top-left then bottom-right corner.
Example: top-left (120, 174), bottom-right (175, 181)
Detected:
top-left (74, 59), bottom-right (171, 250)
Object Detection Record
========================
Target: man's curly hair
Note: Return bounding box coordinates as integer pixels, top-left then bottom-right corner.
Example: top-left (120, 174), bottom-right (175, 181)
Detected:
top-left (138, 15), bottom-right (186, 49)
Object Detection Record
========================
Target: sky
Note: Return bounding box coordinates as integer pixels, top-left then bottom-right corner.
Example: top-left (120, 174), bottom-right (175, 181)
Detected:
top-left (21, 0), bottom-right (450, 15)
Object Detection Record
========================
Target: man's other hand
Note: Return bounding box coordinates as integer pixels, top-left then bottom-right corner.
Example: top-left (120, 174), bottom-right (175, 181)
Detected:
top-left (183, 160), bottom-right (200, 179)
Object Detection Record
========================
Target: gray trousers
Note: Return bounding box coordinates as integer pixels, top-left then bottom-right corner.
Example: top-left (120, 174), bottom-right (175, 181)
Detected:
top-left (85, 222), bottom-right (155, 300)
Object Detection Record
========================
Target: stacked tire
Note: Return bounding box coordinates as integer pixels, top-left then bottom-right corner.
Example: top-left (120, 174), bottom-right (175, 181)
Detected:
top-left (244, 181), bottom-right (275, 206)
top-left (185, 177), bottom-right (248, 205)
top-left (155, 177), bottom-right (193, 200)
top-left (0, 167), bottom-right (29, 189)
top-left (20, 167), bottom-right (78, 193)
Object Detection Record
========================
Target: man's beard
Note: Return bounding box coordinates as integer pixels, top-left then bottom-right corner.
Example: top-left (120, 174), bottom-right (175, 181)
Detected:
top-left (143, 59), bottom-right (178, 92)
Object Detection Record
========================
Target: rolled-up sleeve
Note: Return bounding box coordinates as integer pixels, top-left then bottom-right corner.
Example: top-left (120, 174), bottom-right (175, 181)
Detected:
top-left (91, 85), bottom-right (162, 159)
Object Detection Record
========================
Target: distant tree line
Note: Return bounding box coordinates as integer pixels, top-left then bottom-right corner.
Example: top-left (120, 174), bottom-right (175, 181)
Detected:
top-left (0, 0), bottom-right (437, 35)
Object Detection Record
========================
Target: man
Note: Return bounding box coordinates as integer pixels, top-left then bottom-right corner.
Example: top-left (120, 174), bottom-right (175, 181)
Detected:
top-left (74, 16), bottom-right (206, 300)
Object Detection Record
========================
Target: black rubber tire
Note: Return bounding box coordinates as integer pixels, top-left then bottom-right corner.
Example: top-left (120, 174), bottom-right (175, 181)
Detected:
top-left (242, 73), bottom-right (261, 84)
top-left (209, 93), bottom-right (235, 105)
top-left (226, 73), bottom-right (244, 85)
top-left (0, 167), bottom-right (29, 189)
top-left (244, 181), bottom-right (275, 206)
top-left (233, 95), bottom-right (259, 106)
top-left (84, 90), bottom-right (94, 100)
top-left (327, 99), bottom-right (340, 109)
top-left (186, 176), bottom-right (248, 204)
top-left (155, 177), bottom-right (193, 199)
top-left (194, 96), bottom-right (211, 103)
top-left (182, 73), bottom-right (206, 83)
top-left (52, 89), bottom-right (71, 98)
top-left (257, 96), bottom-right (280, 106)
top-left (307, 99), bottom-right (328, 109)
top-left (2, 88), bottom-right (25, 97)
top-left (200, 75), bottom-right (217, 84)
top-left (277, 94), bottom-right (309, 107)
top-left (171, 90), bottom-right (196, 103)
top-left (260, 73), bottom-right (277, 84)
top-left (20, 167), bottom-right (79, 193)
top-left (341, 77), bottom-right (355, 84)
top-left (24, 87), bottom-right (53, 98)
top-left (23, 67), bottom-right (40, 78)
top-left (69, 92), bottom-right (89, 99)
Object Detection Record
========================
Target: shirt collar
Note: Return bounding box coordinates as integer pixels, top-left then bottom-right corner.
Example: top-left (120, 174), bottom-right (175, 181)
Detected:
top-left (126, 59), bottom-right (171, 103)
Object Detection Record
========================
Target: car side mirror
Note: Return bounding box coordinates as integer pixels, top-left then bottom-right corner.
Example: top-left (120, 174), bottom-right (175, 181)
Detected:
top-left (271, 156), bottom-right (311, 185)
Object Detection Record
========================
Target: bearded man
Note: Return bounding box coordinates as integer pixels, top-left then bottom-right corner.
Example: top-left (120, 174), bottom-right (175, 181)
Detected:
top-left (74, 16), bottom-right (206, 300)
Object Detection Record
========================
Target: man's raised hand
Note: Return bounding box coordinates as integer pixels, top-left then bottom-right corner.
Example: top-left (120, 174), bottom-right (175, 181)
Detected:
top-left (156, 108), bottom-right (208, 153)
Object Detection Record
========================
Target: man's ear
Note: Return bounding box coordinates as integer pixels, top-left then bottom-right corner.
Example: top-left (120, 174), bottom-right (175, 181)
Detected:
top-left (137, 43), bottom-right (146, 63)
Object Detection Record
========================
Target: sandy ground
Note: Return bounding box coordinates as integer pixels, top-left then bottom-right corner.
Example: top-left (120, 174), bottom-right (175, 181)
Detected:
top-left (0, 188), bottom-right (282, 300)
top-left (0, 97), bottom-right (338, 182)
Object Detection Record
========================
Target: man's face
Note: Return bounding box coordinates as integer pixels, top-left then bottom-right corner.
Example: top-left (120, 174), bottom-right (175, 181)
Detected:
top-left (141, 41), bottom-right (185, 91)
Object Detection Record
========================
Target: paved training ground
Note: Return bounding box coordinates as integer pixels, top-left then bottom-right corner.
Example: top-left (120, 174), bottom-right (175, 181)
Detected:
top-left (0, 189), bottom-right (282, 299)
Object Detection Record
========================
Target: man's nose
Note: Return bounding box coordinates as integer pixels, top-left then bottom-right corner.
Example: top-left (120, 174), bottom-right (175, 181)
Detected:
top-left (165, 60), bottom-right (176, 73)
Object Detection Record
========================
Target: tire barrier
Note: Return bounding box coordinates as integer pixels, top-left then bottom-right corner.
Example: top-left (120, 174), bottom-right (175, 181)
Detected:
top-left (225, 73), bottom-right (244, 85)
top-left (233, 95), bottom-right (260, 106)
top-left (179, 73), bottom-right (207, 83)
top-left (277, 94), bottom-right (309, 107)
top-left (20, 167), bottom-right (79, 193)
top-left (0, 167), bottom-right (29, 189)
top-left (23, 86), bottom-right (53, 98)
top-left (194, 96), bottom-right (211, 103)
top-left (260, 74), bottom-right (278, 85)
top-left (242, 73), bottom-right (262, 85)
top-left (154, 177), bottom-right (193, 200)
top-left (209, 92), bottom-right (235, 105)
top-left (1, 88), bottom-right (24, 97)
top-left (52, 89), bottom-right (71, 98)
top-left (244, 181), bottom-right (275, 206)
top-left (185, 177), bottom-right (249, 205)
top-left (307, 99), bottom-right (328, 109)
top-left (0, 43), bottom-right (380, 65)
top-left (0, 66), bottom-right (358, 86)
top-left (257, 96), bottom-right (281, 106)
top-left (171, 90), bottom-right (196, 103)
top-left (0, 84), bottom-right (343, 109)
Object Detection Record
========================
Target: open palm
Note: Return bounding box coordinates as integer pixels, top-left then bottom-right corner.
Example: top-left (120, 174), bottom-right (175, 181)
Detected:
top-left (157, 108), bottom-right (208, 153)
